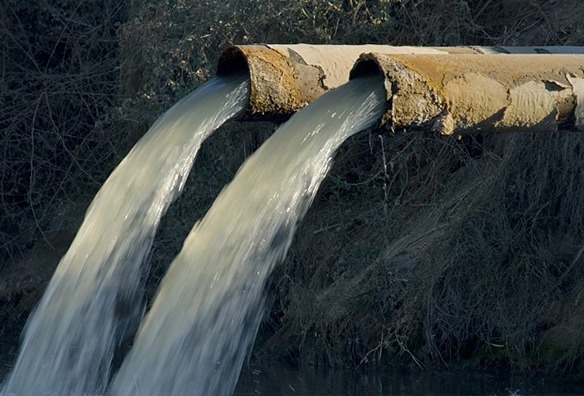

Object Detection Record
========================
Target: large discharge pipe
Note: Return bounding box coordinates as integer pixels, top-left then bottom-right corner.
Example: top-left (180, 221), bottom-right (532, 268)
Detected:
top-left (350, 53), bottom-right (584, 134)
top-left (216, 44), bottom-right (584, 118)
top-left (217, 44), bottom-right (457, 117)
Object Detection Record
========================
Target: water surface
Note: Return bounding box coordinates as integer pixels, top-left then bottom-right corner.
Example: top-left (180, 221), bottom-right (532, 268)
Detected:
top-left (235, 363), bottom-right (584, 396)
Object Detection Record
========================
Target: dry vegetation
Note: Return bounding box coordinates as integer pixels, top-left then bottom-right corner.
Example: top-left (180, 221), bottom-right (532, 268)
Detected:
top-left (0, 0), bottom-right (129, 262)
top-left (260, 131), bottom-right (584, 376)
top-left (2, 0), bottom-right (584, 378)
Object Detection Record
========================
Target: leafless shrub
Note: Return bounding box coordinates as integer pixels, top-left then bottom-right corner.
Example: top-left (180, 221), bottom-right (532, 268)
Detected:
top-left (414, 132), bottom-right (584, 368)
top-left (0, 1), bottom-right (129, 265)
top-left (261, 129), bottom-right (584, 375)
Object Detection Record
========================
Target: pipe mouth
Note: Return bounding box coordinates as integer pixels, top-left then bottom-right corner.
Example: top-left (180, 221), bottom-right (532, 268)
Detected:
top-left (216, 45), bottom-right (305, 118)
top-left (349, 56), bottom-right (385, 80)
top-left (217, 46), bottom-right (250, 76)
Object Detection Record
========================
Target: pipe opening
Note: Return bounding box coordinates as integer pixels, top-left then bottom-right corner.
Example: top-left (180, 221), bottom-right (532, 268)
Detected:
top-left (217, 46), bottom-right (250, 76)
top-left (349, 58), bottom-right (384, 80)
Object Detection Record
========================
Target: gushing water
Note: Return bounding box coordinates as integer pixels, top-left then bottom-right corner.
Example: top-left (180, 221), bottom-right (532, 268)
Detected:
top-left (1, 74), bottom-right (249, 395)
top-left (108, 75), bottom-right (385, 396)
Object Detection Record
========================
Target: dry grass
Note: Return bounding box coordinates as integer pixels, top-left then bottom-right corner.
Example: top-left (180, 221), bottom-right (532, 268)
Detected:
top-left (258, 130), bottom-right (584, 375)
top-left (2, 0), bottom-right (584, 377)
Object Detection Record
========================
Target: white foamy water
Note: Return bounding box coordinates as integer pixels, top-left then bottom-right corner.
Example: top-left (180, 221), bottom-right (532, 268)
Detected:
top-left (108, 75), bottom-right (385, 396)
top-left (1, 74), bottom-right (249, 396)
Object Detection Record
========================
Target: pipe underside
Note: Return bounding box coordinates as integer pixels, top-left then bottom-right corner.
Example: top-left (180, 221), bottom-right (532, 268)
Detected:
top-left (217, 44), bottom-right (584, 133)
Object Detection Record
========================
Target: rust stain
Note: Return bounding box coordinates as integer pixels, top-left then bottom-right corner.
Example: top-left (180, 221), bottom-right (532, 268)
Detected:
top-left (240, 45), bottom-right (303, 115)
top-left (217, 45), bottom-right (304, 116)
top-left (443, 73), bottom-right (508, 132)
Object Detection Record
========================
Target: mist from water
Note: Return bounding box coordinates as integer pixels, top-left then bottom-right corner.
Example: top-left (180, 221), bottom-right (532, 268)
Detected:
top-left (2, 73), bottom-right (249, 395)
top-left (108, 74), bottom-right (385, 396)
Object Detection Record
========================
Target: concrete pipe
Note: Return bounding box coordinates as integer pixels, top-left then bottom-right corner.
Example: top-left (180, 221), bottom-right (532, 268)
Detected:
top-left (350, 53), bottom-right (584, 134)
top-left (216, 45), bottom-right (584, 118)
top-left (216, 44), bottom-right (466, 117)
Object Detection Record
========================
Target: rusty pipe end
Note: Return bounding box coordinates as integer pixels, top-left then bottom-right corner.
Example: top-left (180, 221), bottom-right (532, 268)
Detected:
top-left (216, 46), bottom-right (250, 76)
top-left (351, 53), bottom-right (445, 131)
top-left (352, 53), bottom-right (584, 134)
top-left (349, 54), bottom-right (394, 127)
top-left (217, 45), bottom-right (312, 119)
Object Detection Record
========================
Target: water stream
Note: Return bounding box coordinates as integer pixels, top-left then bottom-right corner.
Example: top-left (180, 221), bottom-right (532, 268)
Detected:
top-left (2, 73), bottom-right (249, 395)
top-left (107, 75), bottom-right (386, 395)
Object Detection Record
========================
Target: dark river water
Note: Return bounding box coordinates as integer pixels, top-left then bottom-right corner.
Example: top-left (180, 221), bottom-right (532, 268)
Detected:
top-left (234, 363), bottom-right (584, 396)
top-left (2, 338), bottom-right (584, 395)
